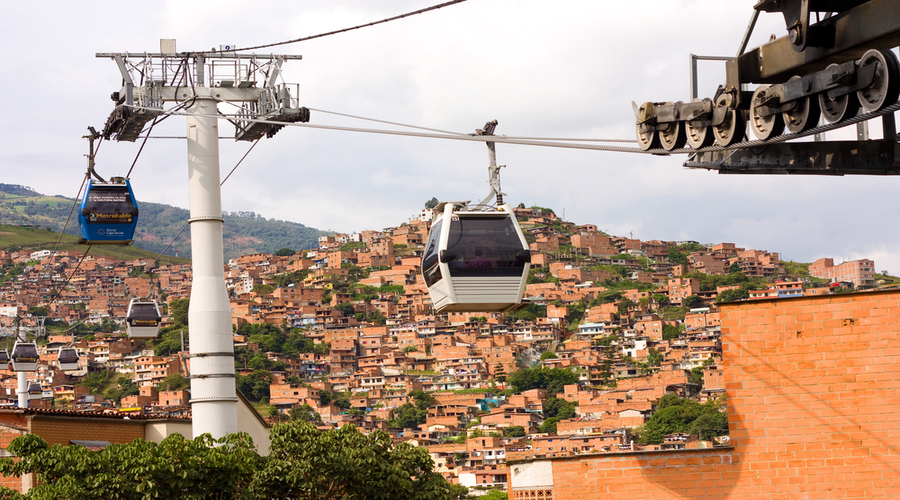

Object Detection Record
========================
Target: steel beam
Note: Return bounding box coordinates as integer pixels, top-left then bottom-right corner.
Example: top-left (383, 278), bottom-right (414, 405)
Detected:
top-left (739, 0), bottom-right (900, 84)
top-left (683, 140), bottom-right (900, 175)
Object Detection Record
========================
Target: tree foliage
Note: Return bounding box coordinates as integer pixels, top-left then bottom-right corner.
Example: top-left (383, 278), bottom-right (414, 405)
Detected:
top-left (169, 298), bottom-right (190, 327)
top-left (0, 432), bottom-right (260, 500)
top-left (506, 367), bottom-right (578, 395)
top-left (253, 421), bottom-right (454, 500)
top-left (636, 395), bottom-right (728, 444)
top-left (0, 422), bottom-right (461, 500)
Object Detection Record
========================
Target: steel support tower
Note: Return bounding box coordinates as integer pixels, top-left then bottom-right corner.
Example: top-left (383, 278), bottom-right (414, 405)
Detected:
top-left (97, 40), bottom-right (309, 438)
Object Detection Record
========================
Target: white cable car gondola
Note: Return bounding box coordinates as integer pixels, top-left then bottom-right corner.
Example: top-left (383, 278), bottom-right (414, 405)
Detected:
top-left (27, 383), bottom-right (42, 401)
top-left (423, 202), bottom-right (531, 313)
top-left (422, 120), bottom-right (532, 313)
top-left (0, 349), bottom-right (9, 364)
top-left (11, 342), bottom-right (39, 372)
top-left (125, 299), bottom-right (162, 339)
top-left (57, 347), bottom-right (80, 371)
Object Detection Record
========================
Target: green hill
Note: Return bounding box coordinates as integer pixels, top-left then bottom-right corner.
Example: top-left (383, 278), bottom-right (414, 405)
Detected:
top-left (0, 224), bottom-right (189, 265)
top-left (0, 184), bottom-right (328, 260)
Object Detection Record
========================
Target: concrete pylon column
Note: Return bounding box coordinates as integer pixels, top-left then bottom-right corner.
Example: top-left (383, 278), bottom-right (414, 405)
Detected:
top-left (17, 371), bottom-right (27, 408)
top-left (185, 94), bottom-right (237, 439)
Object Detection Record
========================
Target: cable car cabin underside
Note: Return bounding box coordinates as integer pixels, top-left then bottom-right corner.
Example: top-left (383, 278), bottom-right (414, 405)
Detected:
top-left (423, 202), bottom-right (531, 314)
top-left (78, 177), bottom-right (139, 245)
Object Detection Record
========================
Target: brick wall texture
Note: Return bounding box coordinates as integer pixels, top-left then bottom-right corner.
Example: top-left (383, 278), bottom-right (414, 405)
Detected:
top-left (28, 417), bottom-right (146, 446)
top-left (513, 289), bottom-right (900, 499)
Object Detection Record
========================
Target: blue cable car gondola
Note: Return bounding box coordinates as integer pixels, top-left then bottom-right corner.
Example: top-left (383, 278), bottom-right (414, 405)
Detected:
top-left (78, 177), bottom-right (138, 245)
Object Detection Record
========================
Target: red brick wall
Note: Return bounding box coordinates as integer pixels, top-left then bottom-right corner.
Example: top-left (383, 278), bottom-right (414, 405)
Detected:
top-left (0, 424), bottom-right (26, 492)
top-left (29, 416), bottom-right (146, 446)
top-left (535, 449), bottom-right (735, 499)
top-left (511, 289), bottom-right (900, 499)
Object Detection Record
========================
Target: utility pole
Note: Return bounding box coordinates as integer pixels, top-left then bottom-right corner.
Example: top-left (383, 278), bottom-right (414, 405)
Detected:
top-left (97, 40), bottom-right (309, 439)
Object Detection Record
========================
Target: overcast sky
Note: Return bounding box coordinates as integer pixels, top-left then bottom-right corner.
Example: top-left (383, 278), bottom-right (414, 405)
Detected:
top-left (1, 1), bottom-right (898, 273)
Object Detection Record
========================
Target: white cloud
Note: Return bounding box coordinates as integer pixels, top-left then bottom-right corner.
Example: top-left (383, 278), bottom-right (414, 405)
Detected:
top-left (1, 0), bottom-right (897, 271)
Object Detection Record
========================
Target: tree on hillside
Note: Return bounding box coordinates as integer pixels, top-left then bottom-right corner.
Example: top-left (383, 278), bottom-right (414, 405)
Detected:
top-left (289, 404), bottom-right (323, 425)
top-left (168, 298), bottom-right (189, 326)
top-left (682, 295), bottom-right (703, 309)
top-left (662, 323), bottom-right (683, 340)
top-left (507, 367), bottom-right (578, 395)
top-left (424, 197), bottom-right (440, 209)
top-left (274, 247), bottom-right (295, 256)
top-left (636, 395), bottom-right (728, 444)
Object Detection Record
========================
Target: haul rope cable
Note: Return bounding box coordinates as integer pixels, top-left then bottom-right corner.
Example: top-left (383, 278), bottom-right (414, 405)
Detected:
top-left (209, 0), bottom-right (470, 54)
top-left (112, 136), bottom-right (264, 302)
top-left (125, 100), bottom-right (900, 155)
top-left (21, 171), bottom-right (92, 315)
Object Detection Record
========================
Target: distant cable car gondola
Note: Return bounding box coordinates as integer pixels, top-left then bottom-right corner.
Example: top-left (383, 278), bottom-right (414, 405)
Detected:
top-left (27, 383), bottom-right (42, 401)
top-left (78, 177), bottom-right (139, 245)
top-left (10, 342), bottom-right (39, 372)
top-left (57, 347), bottom-right (80, 371)
top-left (0, 349), bottom-right (9, 364)
top-left (125, 299), bottom-right (162, 339)
top-left (422, 202), bottom-right (531, 313)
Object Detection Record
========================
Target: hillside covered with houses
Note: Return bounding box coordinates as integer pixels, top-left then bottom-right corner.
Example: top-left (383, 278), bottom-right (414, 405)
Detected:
top-left (0, 206), bottom-right (892, 493)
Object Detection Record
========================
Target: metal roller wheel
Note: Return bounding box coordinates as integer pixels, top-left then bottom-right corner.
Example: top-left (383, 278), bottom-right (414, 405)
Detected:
top-left (658, 103), bottom-right (687, 151)
top-left (750, 85), bottom-right (785, 140)
top-left (713, 95), bottom-right (744, 147)
top-left (636, 123), bottom-right (660, 151)
top-left (685, 98), bottom-right (713, 149)
top-left (783, 76), bottom-right (821, 133)
top-left (819, 64), bottom-right (860, 123)
top-left (856, 49), bottom-right (900, 112)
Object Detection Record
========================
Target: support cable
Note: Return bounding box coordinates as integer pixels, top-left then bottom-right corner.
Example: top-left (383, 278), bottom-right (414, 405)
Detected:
top-left (112, 136), bottom-right (263, 301)
top-left (217, 0), bottom-right (470, 53)
top-left (43, 245), bottom-right (92, 311)
top-left (125, 101), bottom-right (188, 178)
top-left (21, 172), bottom-right (91, 316)
top-left (127, 99), bottom-right (900, 155)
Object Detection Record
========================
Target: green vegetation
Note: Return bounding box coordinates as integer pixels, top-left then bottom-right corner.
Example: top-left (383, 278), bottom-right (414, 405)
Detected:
top-left (0, 184), bottom-right (327, 261)
top-left (389, 391), bottom-right (436, 429)
top-left (156, 373), bottom-right (190, 392)
top-left (781, 260), bottom-right (810, 277)
top-left (505, 303), bottom-right (547, 322)
top-left (0, 224), bottom-right (188, 266)
top-left (503, 426), bottom-right (526, 438)
top-left (251, 284), bottom-right (276, 296)
top-left (0, 421), bottom-right (461, 500)
top-left (78, 370), bottom-right (139, 405)
top-left (539, 397), bottom-right (578, 434)
top-left (662, 323), bottom-right (684, 340)
top-left (635, 394), bottom-right (728, 444)
top-left (272, 270), bottom-right (310, 288)
top-left (507, 367), bottom-right (578, 395)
